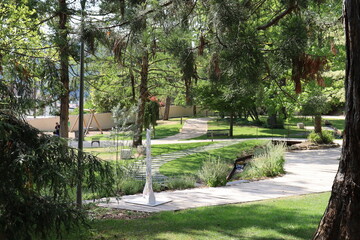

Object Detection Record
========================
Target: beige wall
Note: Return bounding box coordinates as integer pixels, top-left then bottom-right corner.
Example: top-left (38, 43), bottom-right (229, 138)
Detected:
top-left (27, 106), bottom-right (214, 132)
top-left (26, 112), bottom-right (115, 132)
top-left (159, 106), bottom-right (214, 119)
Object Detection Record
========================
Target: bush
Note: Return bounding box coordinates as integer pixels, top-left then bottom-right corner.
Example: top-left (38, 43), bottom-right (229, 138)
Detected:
top-left (308, 131), bottom-right (334, 144)
top-left (166, 176), bottom-right (196, 190)
top-left (118, 178), bottom-right (145, 195)
top-left (0, 111), bottom-right (114, 239)
top-left (241, 142), bottom-right (286, 179)
top-left (198, 156), bottom-right (229, 187)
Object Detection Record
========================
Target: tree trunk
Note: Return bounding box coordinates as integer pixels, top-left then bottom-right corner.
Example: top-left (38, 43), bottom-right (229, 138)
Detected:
top-left (193, 105), bottom-right (196, 117)
top-left (314, 115), bottom-right (322, 134)
top-left (58, 0), bottom-right (69, 138)
top-left (185, 76), bottom-right (192, 105)
top-left (267, 114), bottom-right (277, 128)
top-left (130, 67), bottom-right (136, 103)
top-left (229, 112), bottom-right (234, 137)
top-left (163, 96), bottom-right (171, 120)
top-left (133, 51), bottom-right (149, 147)
top-left (313, 1), bottom-right (360, 238)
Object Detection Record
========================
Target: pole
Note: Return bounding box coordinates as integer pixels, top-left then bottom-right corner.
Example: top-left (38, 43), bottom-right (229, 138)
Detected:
top-left (77, 0), bottom-right (86, 208)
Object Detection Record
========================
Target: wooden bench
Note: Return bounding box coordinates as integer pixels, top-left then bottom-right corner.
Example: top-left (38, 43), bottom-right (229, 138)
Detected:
top-left (91, 137), bottom-right (100, 147)
top-left (207, 129), bottom-right (230, 138)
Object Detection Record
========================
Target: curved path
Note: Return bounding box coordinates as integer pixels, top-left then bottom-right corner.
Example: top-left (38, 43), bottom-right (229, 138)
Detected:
top-left (160, 118), bottom-right (211, 140)
top-left (95, 147), bottom-right (341, 212)
top-left (87, 117), bottom-right (342, 212)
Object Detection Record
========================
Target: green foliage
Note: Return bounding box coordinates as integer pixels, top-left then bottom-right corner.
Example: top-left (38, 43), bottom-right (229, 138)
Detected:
top-left (166, 176), bottom-right (196, 190)
top-left (198, 156), bottom-right (229, 187)
top-left (113, 161), bottom-right (144, 195)
top-left (279, 15), bottom-right (308, 61)
top-left (300, 87), bottom-right (331, 116)
top-left (0, 111), bottom-right (114, 239)
top-left (308, 130), bottom-right (334, 144)
top-left (118, 178), bottom-right (145, 195)
top-left (241, 142), bottom-right (286, 179)
top-left (144, 100), bottom-right (160, 129)
top-left (160, 140), bottom-right (267, 177)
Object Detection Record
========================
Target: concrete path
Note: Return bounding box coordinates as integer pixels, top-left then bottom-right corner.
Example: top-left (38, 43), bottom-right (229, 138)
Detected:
top-left (160, 117), bottom-right (211, 140)
top-left (91, 147), bottom-right (341, 212)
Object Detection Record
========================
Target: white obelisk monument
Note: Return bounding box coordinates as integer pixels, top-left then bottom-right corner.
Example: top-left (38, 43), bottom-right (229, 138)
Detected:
top-left (125, 129), bottom-right (171, 206)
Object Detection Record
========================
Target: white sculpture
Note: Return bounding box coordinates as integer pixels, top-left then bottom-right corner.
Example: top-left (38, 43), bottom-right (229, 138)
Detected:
top-left (142, 129), bottom-right (156, 204)
top-left (124, 128), bottom-right (171, 207)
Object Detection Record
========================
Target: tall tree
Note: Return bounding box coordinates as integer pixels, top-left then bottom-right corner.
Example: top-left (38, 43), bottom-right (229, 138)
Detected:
top-left (58, 0), bottom-right (70, 137)
top-left (313, 0), bottom-right (360, 238)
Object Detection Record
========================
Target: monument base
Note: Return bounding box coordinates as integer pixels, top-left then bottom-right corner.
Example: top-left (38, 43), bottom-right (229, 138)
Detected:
top-left (125, 196), bottom-right (172, 207)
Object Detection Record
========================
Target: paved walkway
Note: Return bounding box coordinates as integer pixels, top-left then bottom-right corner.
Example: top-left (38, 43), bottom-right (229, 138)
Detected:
top-left (92, 147), bottom-right (341, 212)
top-left (82, 117), bottom-right (342, 212)
top-left (160, 117), bottom-right (210, 140)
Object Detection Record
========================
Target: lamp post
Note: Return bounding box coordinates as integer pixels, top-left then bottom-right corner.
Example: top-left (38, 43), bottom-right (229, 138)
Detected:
top-left (77, 0), bottom-right (86, 208)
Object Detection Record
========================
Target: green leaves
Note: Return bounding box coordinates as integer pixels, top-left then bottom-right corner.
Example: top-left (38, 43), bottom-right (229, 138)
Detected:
top-left (0, 111), bottom-right (114, 239)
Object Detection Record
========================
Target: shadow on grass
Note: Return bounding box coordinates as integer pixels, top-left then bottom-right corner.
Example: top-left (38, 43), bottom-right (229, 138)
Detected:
top-left (65, 193), bottom-right (329, 240)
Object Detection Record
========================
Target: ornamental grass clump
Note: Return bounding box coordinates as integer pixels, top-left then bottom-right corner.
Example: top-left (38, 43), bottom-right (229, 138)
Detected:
top-left (166, 176), bottom-right (196, 190)
top-left (242, 142), bottom-right (286, 179)
top-left (198, 156), bottom-right (229, 187)
top-left (308, 130), bottom-right (334, 144)
top-left (114, 162), bottom-right (144, 195)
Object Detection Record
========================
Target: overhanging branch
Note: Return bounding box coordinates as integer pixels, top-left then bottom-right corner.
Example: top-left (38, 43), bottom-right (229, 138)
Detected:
top-left (98, 1), bottom-right (173, 30)
top-left (257, 5), bottom-right (295, 31)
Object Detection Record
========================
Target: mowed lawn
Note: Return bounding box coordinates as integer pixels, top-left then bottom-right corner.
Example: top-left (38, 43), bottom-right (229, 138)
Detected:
top-left (192, 116), bottom-right (345, 140)
top-left (64, 192), bottom-right (330, 240)
top-left (84, 142), bottom-right (217, 161)
top-left (160, 140), bottom-right (267, 176)
top-left (84, 118), bottom-right (184, 141)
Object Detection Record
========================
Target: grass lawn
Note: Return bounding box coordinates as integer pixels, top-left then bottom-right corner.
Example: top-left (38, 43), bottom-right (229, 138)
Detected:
top-left (64, 192), bottom-right (330, 240)
top-left (192, 116), bottom-right (345, 140)
top-left (160, 140), bottom-right (267, 176)
top-left (84, 119), bottom-right (184, 141)
top-left (286, 117), bottom-right (345, 131)
top-left (83, 142), bottom-right (217, 161)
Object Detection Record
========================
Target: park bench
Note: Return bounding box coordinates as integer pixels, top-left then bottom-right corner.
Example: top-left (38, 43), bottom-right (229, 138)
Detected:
top-left (206, 129), bottom-right (230, 138)
top-left (91, 137), bottom-right (101, 147)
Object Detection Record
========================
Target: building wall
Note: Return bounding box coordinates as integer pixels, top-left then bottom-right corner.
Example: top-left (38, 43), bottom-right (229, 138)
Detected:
top-left (159, 105), bottom-right (214, 118)
top-left (27, 106), bottom-right (214, 132)
top-left (26, 112), bottom-right (115, 132)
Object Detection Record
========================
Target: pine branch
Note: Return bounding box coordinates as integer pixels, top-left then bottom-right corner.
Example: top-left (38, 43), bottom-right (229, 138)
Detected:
top-left (257, 5), bottom-right (295, 31)
top-left (215, 32), bottom-right (228, 48)
top-left (0, 48), bottom-right (50, 59)
top-left (98, 1), bottom-right (173, 30)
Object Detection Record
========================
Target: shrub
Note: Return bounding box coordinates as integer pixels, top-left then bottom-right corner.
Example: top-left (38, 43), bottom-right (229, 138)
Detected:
top-left (166, 176), bottom-right (196, 190)
top-left (241, 142), bottom-right (286, 179)
top-left (0, 111), bottom-right (114, 239)
top-left (308, 131), bottom-right (334, 144)
top-left (118, 178), bottom-right (145, 195)
top-left (198, 156), bottom-right (229, 187)
top-left (152, 181), bottom-right (164, 192)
